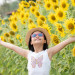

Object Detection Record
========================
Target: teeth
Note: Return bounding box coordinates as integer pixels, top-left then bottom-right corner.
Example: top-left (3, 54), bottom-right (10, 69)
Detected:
top-left (36, 39), bottom-right (40, 40)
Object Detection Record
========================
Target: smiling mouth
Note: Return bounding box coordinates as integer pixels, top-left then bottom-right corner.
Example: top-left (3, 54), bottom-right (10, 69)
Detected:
top-left (35, 39), bottom-right (41, 41)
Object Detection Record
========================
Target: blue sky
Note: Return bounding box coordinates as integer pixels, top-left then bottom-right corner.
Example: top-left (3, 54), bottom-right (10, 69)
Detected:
top-left (0, 0), bottom-right (17, 5)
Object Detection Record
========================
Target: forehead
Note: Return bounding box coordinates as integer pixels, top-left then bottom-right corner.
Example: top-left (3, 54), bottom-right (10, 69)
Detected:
top-left (32, 31), bottom-right (42, 34)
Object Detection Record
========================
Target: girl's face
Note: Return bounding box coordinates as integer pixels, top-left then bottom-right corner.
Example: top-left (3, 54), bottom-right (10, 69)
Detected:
top-left (30, 31), bottom-right (46, 45)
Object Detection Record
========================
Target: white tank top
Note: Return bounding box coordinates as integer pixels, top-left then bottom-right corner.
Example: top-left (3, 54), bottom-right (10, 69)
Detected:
top-left (27, 49), bottom-right (51, 75)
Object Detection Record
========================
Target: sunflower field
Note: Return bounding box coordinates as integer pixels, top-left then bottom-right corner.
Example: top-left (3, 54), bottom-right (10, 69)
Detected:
top-left (0, 0), bottom-right (75, 75)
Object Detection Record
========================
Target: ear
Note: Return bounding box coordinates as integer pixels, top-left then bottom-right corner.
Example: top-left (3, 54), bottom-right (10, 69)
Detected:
top-left (44, 40), bottom-right (46, 43)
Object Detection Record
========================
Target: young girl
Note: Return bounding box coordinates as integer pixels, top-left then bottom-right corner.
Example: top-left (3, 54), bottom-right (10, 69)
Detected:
top-left (0, 27), bottom-right (75, 75)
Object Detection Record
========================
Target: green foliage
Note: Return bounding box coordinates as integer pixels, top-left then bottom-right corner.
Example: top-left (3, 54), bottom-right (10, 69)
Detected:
top-left (0, 45), bottom-right (28, 75)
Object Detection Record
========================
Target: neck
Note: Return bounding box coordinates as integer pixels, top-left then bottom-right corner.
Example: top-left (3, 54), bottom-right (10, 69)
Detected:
top-left (33, 44), bottom-right (43, 53)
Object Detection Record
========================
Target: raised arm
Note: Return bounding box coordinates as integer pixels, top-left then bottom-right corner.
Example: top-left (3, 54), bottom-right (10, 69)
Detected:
top-left (0, 38), bottom-right (29, 59)
top-left (47, 36), bottom-right (75, 59)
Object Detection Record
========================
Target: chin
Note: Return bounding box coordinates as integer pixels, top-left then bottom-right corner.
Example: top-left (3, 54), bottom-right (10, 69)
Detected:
top-left (34, 42), bottom-right (43, 44)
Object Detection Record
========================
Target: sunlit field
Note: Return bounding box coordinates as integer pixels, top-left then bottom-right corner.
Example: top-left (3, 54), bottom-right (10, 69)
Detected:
top-left (0, 0), bottom-right (75, 75)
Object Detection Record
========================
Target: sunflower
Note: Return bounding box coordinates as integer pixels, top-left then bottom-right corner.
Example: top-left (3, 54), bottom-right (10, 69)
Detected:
top-left (8, 38), bottom-right (14, 44)
top-left (56, 8), bottom-right (66, 21)
top-left (16, 9), bottom-right (21, 17)
top-left (34, 11), bottom-right (40, 18)
top-left (25, 12), bottom-right (29, 19)
top-left (1, 20), bottom-right (5, 25)
top-left (42, 24), bottom-right (52, 35)
top-left (8, 16), bottom-right (13, 22)
top-left (71, 0), bottom-right (75, 6)
top-left (30, 6), bottom-right (37, 14)
top-left (51, 0), bottom-right (58, 5)
top-left (20, 1), bottom-right (26, 4)
top-left (55, 23), bottom-right (65, 37)
top-left (29, 1), bottom-right (36, 6)
top-left (44, 1), bottom-right (52, 10)
top-left (13, 15), bottom-right (18, 23)
top-left (29, 1), bottom-right (34, 4)
top-left (36, 0), bottom-right (43, 5)
top-left (10, 22), bottom-right (18, 32)
top-left (20, 11), bottom-right (25, 20)
top-left (28, 23), bottom-right (37, 30)
top-left (72, 46), bottom-right (75, 56)
top-left (4, 33), bottom-right (10, 38)
top-left (48, 13), bottom-right (58, 24)
top-left (19, 38), bottom-right (23, 43)
top-left (37, 19), bottom-right (45, 27)
top-left (28, 18), bottom-right (33, 24)
top-left (38, 15), bottom-right (46, 23)
top-left (19, 5), bottom-right (25, 12)
top-left (60, 0), bottom-right (69, 11)
top-left (0, 36), bottom-right (5, 42)
top-left (53, 4), bottom-right (59, 11)
top-left (44, 0), bottom-right (50, 3)
top-left (51, 34), bottom-right (60, 45)
top-left (12, 12), bottom-right (15, 15)
top-left (64, 18), bottom-right (75, 35)
top-left (9, 31), bottom-right (15, 36)
top-left (16, 34), bottom-right (21, 39)
top-left (21, 20), bottom-right (26, 25)
top-left (23, 2), bottom-right (30, 8)
top-left (30, 2), bottom-right (36, 7)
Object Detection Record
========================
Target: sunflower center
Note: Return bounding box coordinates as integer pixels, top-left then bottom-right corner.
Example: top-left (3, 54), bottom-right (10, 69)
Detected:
top-left (52, 0), bottom-right (56, 2)
top-left (21, 14), bottom-right (24, 18)
top-left (32, 9), bottom-right (35, 12)
top-left (51, 15), bottom-right (56, 20)
top-left (23, 21), bottom-right (26, 23)
top-left (58, 27), bottom-right (63, 31)
top-left (62, 3), bottom-right (66, 8)
top-left (26, 15), bottom-right (28, 18)
top-left (53, 36), bottom-right (59, 43)
top-left (36, 12), bottom-right (40, 16)
top-left (47, 3), bottom-right (50, 7)
top-left (14, 17), bottom-right (17, 21)
top-left (5, 33), bottom-right (10, 37)
top-left (9, 39), bottom-right (14, 44)
top-left (68, 23), bottom-right (74, 29)
top-left (24, 3), bottom-right (28, 5)
top-left (10, 31), bottom-right (15, 35)
top-left (39, 20), bottom-right (44, 26)
top-left (13, 24), bottom-right (17, 29)
top-left (29, 19), bottom-right (33, 23)
top-left (31, 3), bottom-right (36, 6)
top-left (54, 5), bottom-right (59, 9)
top-left (21, 8), bottom-right (24, 11)
top-left (58, 11), bottom-right (63, 17)
top-left (40, 17), bottom-right (45, 21)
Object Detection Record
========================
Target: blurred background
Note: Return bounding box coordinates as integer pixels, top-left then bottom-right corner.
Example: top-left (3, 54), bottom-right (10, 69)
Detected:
top-left (0, 0), bottom-right (75, 75)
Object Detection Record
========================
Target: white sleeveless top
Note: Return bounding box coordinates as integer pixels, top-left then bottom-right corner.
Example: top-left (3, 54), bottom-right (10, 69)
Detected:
top-left (27, 49), bottom-right (51, 75)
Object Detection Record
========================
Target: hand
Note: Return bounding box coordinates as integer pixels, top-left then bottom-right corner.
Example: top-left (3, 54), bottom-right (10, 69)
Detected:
top-left (68, 36), bottom-right (75, 43)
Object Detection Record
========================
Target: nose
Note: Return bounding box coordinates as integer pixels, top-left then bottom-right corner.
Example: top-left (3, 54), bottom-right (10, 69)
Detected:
top-left (36, 34), bottom-right (40, 38)
top-left (36, 35), bottom-right (39, 37)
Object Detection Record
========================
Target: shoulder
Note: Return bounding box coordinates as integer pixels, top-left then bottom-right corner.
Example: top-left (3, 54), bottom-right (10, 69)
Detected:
top-left (26, 50), bottom-right (33, 60)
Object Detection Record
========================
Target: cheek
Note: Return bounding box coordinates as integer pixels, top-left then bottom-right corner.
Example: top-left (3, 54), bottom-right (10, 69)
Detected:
top-left (41, 37), bottom-right (44, 40)
top-left (31, 38), bottom-right (35, 42)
